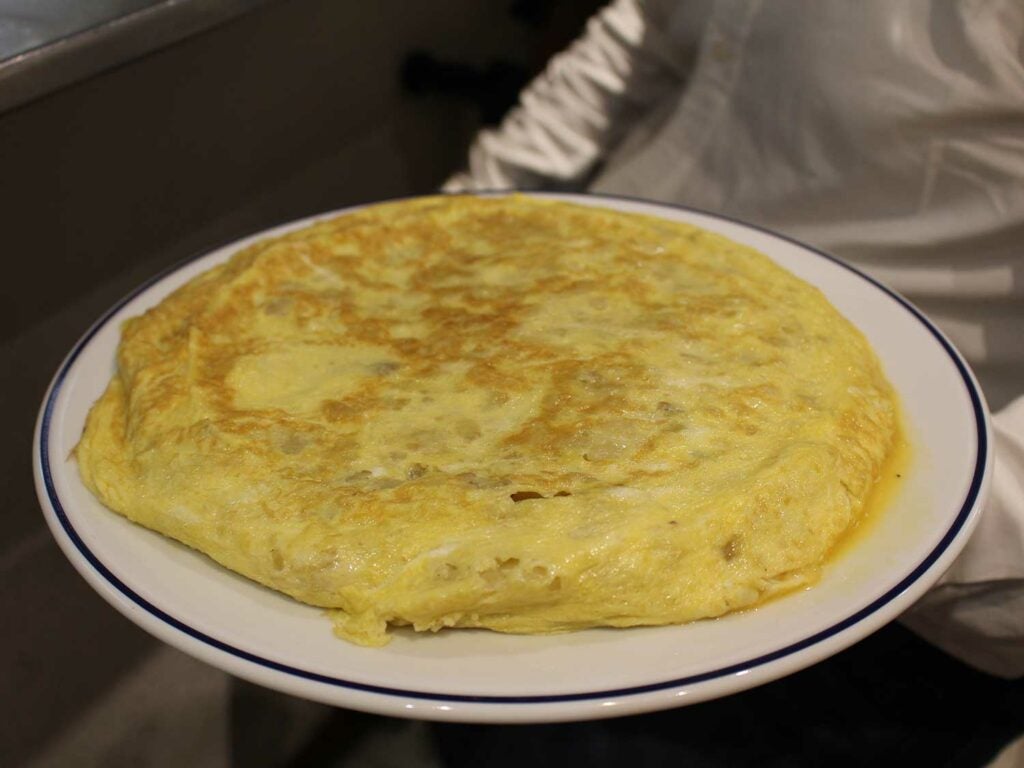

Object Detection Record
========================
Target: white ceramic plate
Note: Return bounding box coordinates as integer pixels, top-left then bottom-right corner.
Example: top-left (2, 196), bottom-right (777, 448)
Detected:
top-left (34, 193), bottom-right (991, 723)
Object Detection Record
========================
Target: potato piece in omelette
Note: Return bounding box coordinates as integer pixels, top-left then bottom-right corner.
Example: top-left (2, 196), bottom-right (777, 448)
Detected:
top-left (75, 195), bottom-right (897, 646)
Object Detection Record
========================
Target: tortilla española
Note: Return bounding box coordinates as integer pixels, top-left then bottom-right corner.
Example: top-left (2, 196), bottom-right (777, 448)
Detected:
top-left (75, 195), bottom-right (897, 646)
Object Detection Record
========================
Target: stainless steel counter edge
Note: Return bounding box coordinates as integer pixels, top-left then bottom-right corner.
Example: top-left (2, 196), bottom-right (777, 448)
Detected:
top-left (0, 0), bottom-right (274, 114)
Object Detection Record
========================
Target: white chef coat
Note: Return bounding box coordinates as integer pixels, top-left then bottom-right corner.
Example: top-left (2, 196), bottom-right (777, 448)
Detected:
top-left (445, 0), bottom-right (1024, 678)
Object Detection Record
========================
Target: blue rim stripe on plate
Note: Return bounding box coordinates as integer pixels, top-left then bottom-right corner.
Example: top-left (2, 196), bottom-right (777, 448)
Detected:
top-left (39, 193), bottom-right (988, 705)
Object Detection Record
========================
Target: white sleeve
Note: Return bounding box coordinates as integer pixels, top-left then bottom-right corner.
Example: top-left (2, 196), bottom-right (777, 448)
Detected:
top-left (901, 395), bottom-right (1024, 678)
top-left (443, 0), bottom-right (687, 192)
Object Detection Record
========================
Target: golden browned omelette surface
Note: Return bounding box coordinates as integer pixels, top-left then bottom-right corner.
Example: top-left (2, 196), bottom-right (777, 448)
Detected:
top-left (76, 195), bottom-right (897, 646)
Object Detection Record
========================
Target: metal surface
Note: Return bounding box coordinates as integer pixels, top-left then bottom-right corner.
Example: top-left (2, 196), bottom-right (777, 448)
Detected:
top-left (0, 0), bottom-right (272, 113)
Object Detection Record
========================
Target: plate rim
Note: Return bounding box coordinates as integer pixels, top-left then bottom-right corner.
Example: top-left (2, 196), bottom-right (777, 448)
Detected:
top-left (34, 191), bottom-right (991, 710)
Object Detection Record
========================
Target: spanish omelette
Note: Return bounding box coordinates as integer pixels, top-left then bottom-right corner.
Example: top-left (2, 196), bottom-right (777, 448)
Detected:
top-left (75, 195), bottom-right (897, 646)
